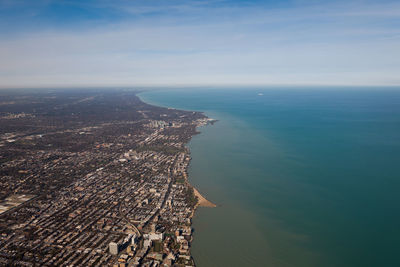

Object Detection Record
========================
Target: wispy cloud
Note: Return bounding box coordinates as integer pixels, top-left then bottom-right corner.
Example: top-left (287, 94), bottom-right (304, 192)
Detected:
top-left (0, 0), bottom-right (399, 87)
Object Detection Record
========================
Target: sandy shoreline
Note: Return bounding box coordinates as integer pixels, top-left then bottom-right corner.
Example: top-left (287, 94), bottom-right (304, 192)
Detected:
top-left (193, 187), bottom-right (216, 208)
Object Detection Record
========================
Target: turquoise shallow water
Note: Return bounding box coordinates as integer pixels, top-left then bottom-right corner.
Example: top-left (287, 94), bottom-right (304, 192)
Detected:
top-left (139, 88), bottom-right (400, 267)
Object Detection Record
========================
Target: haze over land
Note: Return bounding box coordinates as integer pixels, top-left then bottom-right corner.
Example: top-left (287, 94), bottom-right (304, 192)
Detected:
top-left (1, 0), bottom-right (400, 88)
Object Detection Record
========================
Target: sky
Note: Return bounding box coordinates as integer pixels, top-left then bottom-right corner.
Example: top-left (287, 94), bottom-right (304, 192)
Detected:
top-left (0, 0), bottom-right (400, 88)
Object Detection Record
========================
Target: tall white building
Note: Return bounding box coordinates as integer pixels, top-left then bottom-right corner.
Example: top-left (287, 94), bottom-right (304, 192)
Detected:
top-left (109, 242), bottom-right (119, 255)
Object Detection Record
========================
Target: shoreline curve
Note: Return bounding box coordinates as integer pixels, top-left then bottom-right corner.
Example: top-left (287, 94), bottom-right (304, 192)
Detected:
top-left (193, 187), bottom-right (216, 208)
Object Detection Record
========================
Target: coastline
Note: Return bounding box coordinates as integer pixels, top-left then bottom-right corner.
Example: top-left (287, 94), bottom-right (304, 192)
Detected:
top-left (138, 92), bottom-right (216, 210)
top-left (135, 91), bottom-right (218, 267)
top-left (136, 92), bottom-right (217, 224)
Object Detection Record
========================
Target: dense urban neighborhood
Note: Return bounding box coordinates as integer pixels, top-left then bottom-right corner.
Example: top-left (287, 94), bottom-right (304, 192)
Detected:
top-left (0, 89), bottom-right (215, 266)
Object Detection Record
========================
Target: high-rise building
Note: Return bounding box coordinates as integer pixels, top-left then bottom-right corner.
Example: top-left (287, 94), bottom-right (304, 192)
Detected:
top-left (131, 234), bottom-right (137, 245)
top-left (109, 242), bottom-right (119, 255)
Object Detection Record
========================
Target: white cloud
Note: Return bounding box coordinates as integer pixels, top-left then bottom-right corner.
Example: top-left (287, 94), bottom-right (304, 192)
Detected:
top-left (0, 0), bottom-right (400, 87)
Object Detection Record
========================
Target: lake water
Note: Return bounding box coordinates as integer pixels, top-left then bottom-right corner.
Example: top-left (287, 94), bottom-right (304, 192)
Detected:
top-left (139, 87), bottom-right (400, 267)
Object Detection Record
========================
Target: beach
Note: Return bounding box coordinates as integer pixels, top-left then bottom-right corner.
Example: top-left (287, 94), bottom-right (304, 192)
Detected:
top-left (193, 187), bottom-right (216, 208)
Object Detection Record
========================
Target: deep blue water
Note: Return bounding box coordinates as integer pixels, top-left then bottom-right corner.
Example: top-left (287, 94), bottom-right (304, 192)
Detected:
top-left (140, 88), bottom-right (400, 267)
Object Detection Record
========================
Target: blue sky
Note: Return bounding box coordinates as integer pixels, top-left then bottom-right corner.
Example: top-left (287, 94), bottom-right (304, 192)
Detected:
top-left (0, 0), bottom-right (399, 87)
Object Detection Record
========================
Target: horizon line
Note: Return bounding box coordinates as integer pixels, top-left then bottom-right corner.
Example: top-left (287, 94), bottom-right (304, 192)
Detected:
top-left (1, 84), bottom-right (400, 90)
